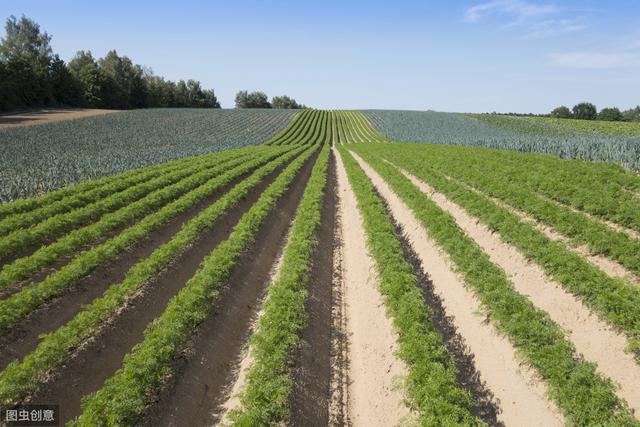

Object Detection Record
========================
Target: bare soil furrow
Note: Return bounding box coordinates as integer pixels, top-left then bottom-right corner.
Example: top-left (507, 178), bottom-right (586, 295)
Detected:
top-left (0, 168), bottom-right (257, 372)
top-left (329, 175), bottom-right (348, 427)
top-left (441, 173), bottom-right (640, 285)
top-left (289, 152), bottom-right (338, 426)
top-left (400, 166), bottom-right (640, 417)
top-left (350, 151), bottom-right (564, 426)
top-left (334, 148), bottom-right (412, 427)
top-left (20, 160), bottom-right (294, 425)
top-left (384, 198), bottom-right (502, 425)
top-left (140, 151), bottom-right (316, 427)
top-left (218, 228), bottom-right (289, 425)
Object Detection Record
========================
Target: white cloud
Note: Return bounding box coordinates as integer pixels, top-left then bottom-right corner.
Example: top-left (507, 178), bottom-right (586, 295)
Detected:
top-left (464, 0), bottom-right (586, 38)
top-left (526, 18), bottom-right (586, 38)
top-left (548, 52), bottom-right (640, 68)
top-left (464, 0), bottom-right (558, 23)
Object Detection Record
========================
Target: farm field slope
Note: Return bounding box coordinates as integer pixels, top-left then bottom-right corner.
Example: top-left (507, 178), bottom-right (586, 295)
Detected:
top-left (0, 109), bottom-right (639, 426)
top-left (363, 109), bottom-right (640, 171)
top-left (472, 113), bottom-right (640, 137)
top-left (0, 108), bottom-right (299, 203)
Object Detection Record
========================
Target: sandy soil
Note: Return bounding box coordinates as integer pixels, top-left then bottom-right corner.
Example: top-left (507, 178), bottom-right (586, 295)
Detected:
top-left (218, 240), bottom-right (288, 425)
top-left (443, 174), bottom-right (640, 286)
top-left (334, 147), bottom-right (412, 426)
top-left (0, 108), bottom-right (118, 129)
top-left (350, 151), bottom-right (564, 426)
top-left (396, 164), bottom-right (640, 417)
top-left (501, 196), bottom-right (638, 285)
top-left (329, 194), bottom-right (349, 426)
top-left (289, 155), bottom-right (337, 425)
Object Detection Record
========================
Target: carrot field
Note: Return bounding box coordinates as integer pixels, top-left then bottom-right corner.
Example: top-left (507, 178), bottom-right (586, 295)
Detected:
top-left (0, 110), bottom-right (639, 426)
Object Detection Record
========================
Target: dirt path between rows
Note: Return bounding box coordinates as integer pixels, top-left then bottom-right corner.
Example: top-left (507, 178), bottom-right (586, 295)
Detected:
top-left (484, 186), bottom-right (638, 285)
top-left (141, 151), bottom-right (317, 427)
top-left (333, 147), bottom-right (412, 426)
top-left (329, 175), bottom-right (348, 426)
top-left (0, 108), bottom-right (118, 129)
top-left (289, 152), bottom-right (338, 425)
top-left (383, 198), bottom-right (502, 425)
top-left (22, 155), bottom-right (303, 424)
top-left (217, 238), bottom-right (288, 425)
top-left (350, 151), bottom-right (564, 426)
top-left (398, 166), bottom-right (640, 417)
top-left (440, 173), bottom-right (640, 286)
top-left (0, 165), bottom-right (262, 372)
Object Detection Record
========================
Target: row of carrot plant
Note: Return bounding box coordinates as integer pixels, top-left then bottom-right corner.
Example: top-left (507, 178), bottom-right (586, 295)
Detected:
top-left (0, 148), bottom-right (264, 259)
top-left (0, 150), bottom-right (220, 220)
top-left (432, 144), bottom-right (640, 233)
top-left (405, 145), bottom-right (640, 277)
top-left (0, 145), bottom-right (310, 406)
top-left (229, 143), bottom-right (330, 425)
top-left (337, 145), bottom-right (483, 425)
top-left (0, 147), bottom-right (286, 292)
top-left (70, 146), bottom-right (319, 425)
top-left (0, 146), bottom-right (300, 333)
top-left (360, 144), bottom-right (640, 352)
top-left (349, 144), bottom-right (637, 425)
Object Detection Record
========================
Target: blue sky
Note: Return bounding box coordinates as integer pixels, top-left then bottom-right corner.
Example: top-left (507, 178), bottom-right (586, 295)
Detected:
top-left (2, 1), bottom-right (639, 112)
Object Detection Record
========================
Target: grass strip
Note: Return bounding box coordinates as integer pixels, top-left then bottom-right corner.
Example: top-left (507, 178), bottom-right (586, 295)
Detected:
top-left (70, 145), bottom-right (317, 426)
top-left (351, 145), bottom-right (637, 426)
top-left (0, 148), bottom-right (270, 290)
top-left (228, 144), bottom-right (330, 425)
top-left (0, 145), bottom-right (310, 406)
top-left (0, 147), bottom-right (295, 332)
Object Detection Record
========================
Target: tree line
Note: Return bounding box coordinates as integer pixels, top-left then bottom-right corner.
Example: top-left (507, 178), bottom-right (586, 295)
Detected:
top-left (234, 90), bottom-right (306, 109)
top-left (0, 16), bottom-right (309, 112)
top-left (550, 103), bottom-right (640, 122)
top-left (0, 15), bottom-right (219, 111)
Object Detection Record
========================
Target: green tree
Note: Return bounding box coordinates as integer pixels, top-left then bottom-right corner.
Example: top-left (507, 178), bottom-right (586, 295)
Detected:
top-left (598, 107), bottom-right (622, 121)
top-left (0, 15), bottom-right (53, 107)
top-left (235, 90), bottom-right (271, 108)
top-left (271, 95), bottom-right (305, 109)
top-left (572, 102), bottom-right (597, 120)
top-left (186, 79), bottom-right (218, 107)
top-left (550, 105), bottom-right (572, 119)
top-left (175, 80), bottom-right (190, 107)
top-left (68, 50), bottom-right (104, 107)
top-left (99, 50), bottom-right (143, 109)
top-left (0, 60), bottom-right (10, 109)
top-left (622, 106), bottom-right (640, 122)
top-left (0, 15), bottom-right (220, 111)
top-left (49, 54), bottom-right (82, 106)
top-left (129, 64), bottom-right (149, 108)
top-left (145, 75), bottom-right (176, 107)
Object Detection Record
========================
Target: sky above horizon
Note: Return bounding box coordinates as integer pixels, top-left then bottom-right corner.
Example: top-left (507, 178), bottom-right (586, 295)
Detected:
top-left (2, 1), bottom-right (639, 112)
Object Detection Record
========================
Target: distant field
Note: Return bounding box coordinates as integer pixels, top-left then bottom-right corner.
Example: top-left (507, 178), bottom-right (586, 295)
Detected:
top-left (471, 114), bottom-right (640, 137)
top-left (1, 111), bottom-right (639, 426)
top-left (0, 108), bottom-right (118, 129)
top-left (0, 108), bottom-right (298, 202)
top-left (363, 110), bottom-right (640, 171)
